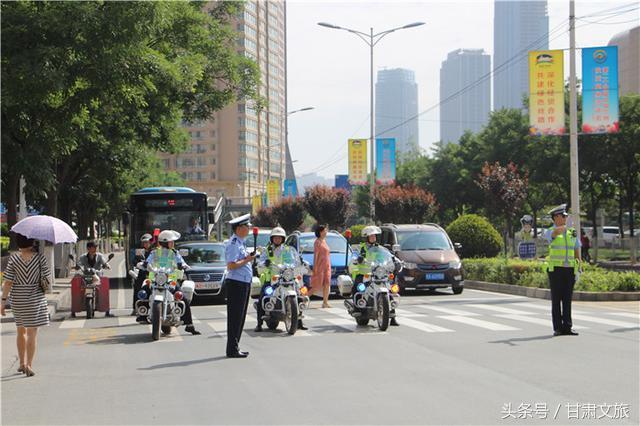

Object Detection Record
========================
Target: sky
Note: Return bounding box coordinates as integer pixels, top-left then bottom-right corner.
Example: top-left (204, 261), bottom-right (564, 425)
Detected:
top-left (285, 0), bottom-right (639, 179)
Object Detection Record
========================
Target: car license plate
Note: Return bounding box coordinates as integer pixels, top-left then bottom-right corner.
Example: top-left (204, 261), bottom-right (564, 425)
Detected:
top-left (425, 273), bottom-right (445, 281)
top-left (195, 282), bottom-right (221, 290)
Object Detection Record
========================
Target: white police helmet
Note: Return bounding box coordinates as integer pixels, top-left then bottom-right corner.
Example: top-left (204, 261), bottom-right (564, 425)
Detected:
top-left (361, 226), bottom-right (382, 237)
top-left (520, 215), bottom-right (533, 225)
top-left (270, 227), bottom-right (286, 239)
top-left (140, 233), bottom-right (153, 243)
top-left (158, 230), bottom-right (180, 243)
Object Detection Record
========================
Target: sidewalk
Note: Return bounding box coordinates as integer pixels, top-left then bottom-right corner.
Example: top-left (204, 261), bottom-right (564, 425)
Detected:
top-left (1, 277), bottom-right (72, 324)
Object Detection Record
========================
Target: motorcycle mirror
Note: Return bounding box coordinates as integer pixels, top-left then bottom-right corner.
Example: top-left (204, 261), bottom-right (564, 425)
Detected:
top-left (108, 253), bottom-right (115, 260)
top-left (454, 242), bottom-right (462, 250)
top-left (392, 244), bottom-right (400, 252)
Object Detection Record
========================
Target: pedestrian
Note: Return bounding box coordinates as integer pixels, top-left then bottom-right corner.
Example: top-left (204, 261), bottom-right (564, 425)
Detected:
top-left (580, 229), bottom-right (591, 263)
top-left (0, 233), bottom-right (51, 377)
top-left (223, 214), bottom-right (256, 358)
top-left (544, 204), bottom-right (581, 336)
top-left (311, 224), bottom-right (332, 308)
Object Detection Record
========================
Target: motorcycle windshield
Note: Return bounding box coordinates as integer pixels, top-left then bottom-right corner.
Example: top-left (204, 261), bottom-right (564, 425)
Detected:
top-left (364, 246), bottom-right (395, 274)
top-left (278, 246), bottom-right (300, 268)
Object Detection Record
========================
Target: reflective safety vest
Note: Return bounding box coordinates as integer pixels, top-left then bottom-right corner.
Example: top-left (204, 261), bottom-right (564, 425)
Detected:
top-left (350, 243), bottom-right (376, 280)
top-left (149, 247), bottom-right (182, 281)
top-left (546, 226), bottom-right (577, 271)
top-left (260, 244), bottom-right (285, 284)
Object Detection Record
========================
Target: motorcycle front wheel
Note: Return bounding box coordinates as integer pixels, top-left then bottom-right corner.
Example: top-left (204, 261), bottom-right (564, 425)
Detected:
top-left (376, 294), bottom-right (390, 331)
top-left (267, 319), bottom-right (279, 330)
top-left (284, 296), bottom-right (298, 335)
top-left (151, 301), bottom-right (161, 341)
top-left (161, 325), bottom-right (172, 335)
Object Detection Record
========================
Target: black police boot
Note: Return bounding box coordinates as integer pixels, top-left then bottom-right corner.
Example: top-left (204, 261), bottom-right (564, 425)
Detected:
top-left (254, 323), bottom-right (264, 332)
top-left (298, 320), bottom-right (308, 330)
top-left (185, 325), bottom-right (201, 335)
top-left (390, 317), bottom-right (399, 326)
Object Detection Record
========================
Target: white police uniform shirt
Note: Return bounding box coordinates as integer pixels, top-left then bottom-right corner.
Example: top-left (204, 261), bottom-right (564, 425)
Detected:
top-left (225, 234), bottom-right (252, 283)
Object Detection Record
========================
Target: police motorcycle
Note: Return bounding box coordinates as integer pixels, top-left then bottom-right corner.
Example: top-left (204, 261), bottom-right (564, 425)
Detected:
top-left (134, 263), bottom-right (195, 341)
top-left (338, 244), bottom-right (401, 331)
top-left (69, 253), bottom-right (115, 319)
top-left (252, 245), bottom-right (310, 335)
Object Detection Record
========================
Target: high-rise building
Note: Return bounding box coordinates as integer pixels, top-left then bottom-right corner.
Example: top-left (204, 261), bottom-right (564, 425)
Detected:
top-left (608, 25), bottom-right (640, 96)
top-left (161, 1), bottom-right (287, 202)
top-left (440, 49), bottom-right (491, 144)
top-left (493, 0), bottom-right (549, 110)
top-left (375, 68), bottom-right (419, 156)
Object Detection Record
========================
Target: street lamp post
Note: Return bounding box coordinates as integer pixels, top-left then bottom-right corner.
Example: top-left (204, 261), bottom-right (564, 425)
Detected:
top-left (318, 21), bottom-right (424, 221)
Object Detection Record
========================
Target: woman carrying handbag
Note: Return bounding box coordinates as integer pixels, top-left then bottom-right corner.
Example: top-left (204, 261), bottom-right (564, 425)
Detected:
top-left (1, 233), bottom-right (51, 377)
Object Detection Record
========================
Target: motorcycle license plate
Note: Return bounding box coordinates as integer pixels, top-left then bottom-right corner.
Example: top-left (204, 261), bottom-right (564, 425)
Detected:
top-left (195, 282), bottom-right (221, 290)
top-left (85, 289), bottom-right (94, 296)
top-left (425, 273), bottom-right (445, 281)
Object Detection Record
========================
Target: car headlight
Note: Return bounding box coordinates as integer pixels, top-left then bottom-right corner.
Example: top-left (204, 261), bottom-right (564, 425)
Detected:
top-left (449, 261), bottom-right (462, 270)
top-left (404, 262), bottom-right (417, 269)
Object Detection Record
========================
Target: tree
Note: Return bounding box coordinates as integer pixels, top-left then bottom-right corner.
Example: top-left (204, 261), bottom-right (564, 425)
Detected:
top-left (1, 1), bottom-right (261, 227)
top-left (271, 198), bottom-right (306, 234)
top-left (476, 162), bottom-right (528, 256)
top-left (303, 185), bottom-right (350, 230)
top-left (252, 207), bottom-right (277, 228)
top-left (374, 185), bottom-right (438, 224)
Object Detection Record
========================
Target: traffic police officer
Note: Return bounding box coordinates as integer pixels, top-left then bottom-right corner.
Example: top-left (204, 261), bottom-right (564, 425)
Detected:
top-left (352, 226), bottom-right (399, 326)
top-left (543, 204), bottom-right (581, 336)
top-left (254, 227), bottom-right (308, 332)
top-left (132, 233), bottom-right (153, 317)
top-left (224, 214), bottom-right (256, 358)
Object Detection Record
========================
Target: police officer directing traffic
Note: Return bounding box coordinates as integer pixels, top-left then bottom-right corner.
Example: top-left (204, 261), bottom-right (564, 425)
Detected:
top-left (224, 214), bottom-right (256, 358)
top-left (543, 204), bottom-right (581, 336)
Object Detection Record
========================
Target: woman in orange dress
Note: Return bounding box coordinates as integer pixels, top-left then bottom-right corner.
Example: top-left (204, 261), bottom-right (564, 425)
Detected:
top-left (311, 224), bottom-right (332, 308)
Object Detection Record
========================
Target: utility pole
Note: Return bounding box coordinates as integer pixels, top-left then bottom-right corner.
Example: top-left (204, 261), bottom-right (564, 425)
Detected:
top-left (569, 0), bottom-right (581, 238)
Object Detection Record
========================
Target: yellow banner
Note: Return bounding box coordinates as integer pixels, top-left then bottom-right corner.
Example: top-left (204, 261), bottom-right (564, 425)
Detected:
top-left (529, 50), bottom-right (565, 136)
top-left (251, 194), bottom-right (262, 214)
top-left (348, 139), bottom-right (368, 185)
top-left (266, 179), bottom-right (280, 206)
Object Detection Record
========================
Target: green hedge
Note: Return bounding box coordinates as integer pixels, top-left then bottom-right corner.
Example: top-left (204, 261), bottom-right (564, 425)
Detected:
top-left (463, 258), bottom-right (640, 292)
top-left (446, 214), bottom-right (502, 258)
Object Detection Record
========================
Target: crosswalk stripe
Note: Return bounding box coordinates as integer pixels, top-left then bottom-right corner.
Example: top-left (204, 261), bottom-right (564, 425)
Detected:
top-left (415, 305), bottom-right (480, 316)
top-left (207, 320), bottom-right (227, 336)
top-left (465, 304), bottom-right (537, 315)
top-left (323, 318), bottom-right (361, 332)
top-left (395, 308), bottom-right (427, 318)
top-left (511, 302), bottom-right (587, 315)
top-left (117, 316), bottom-right (137, 326)
top-left (116, 286), bottom-right (126, 310)
top-left (325, 307), bottom-right (354, 320)
top-left (610, 312), bottom-right (640, 321)
top-left (60, 319), bottom-right (86, 329)
top-left (438, 315), bottom-right (520, 331)
top-left (571, 314), bottom-right (638, 328)
top-left (494, 314), bottom-right (588, 329)
top-left (398, 317), bottom-right (454, 333)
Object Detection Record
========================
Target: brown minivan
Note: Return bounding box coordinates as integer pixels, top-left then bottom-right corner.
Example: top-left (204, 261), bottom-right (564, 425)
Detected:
top-left (380, 223), bottom-right (464, 294)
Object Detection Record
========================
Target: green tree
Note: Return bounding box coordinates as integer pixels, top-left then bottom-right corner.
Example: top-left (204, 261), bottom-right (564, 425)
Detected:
top-left (271, 198), bottom-right (306, 234)
top-left (303, 185), bottom-right (350, 230)
top-left (374, 185), bottom-right (438, 224)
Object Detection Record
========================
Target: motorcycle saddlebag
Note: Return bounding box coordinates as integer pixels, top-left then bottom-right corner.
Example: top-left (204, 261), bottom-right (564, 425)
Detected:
top-left (337, 275), bottom-right (353, 297)
top-left (250, 276), bottom-right (262, 298)
top-left (181, 280), bottom-right (195, 303)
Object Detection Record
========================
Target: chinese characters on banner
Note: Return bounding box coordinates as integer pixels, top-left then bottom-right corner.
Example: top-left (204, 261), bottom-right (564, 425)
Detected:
top-left (375, 138), bottom-right (396, 185)
top-left (283, 179), bottom-right (298, 198)
top-left (251, 194), bottom-right (262, 214)
top-left (348, 139), bottom-right (368, 185)
top-left (582, 46), bottom-right (619, 134)
top-left (528, 50), bottom-right (565, 136)
top-left (266, 179), bottom-right (280, 206)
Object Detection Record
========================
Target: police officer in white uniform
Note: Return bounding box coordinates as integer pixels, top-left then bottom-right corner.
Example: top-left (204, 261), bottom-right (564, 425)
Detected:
top-left (224, 214), bottom-right (256, 358)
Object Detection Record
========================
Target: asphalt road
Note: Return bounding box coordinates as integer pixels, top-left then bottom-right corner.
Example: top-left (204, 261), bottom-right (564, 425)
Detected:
top-left (1, 253), bottom-right (638, 425)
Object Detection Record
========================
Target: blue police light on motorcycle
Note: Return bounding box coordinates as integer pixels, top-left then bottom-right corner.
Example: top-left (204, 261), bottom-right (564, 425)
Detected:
top-left (356, 283), bottom-right (366, 292)
top-left (137, 290), bottom-right (147, 300)
top-left (265, 286), bottom-right (274, 296)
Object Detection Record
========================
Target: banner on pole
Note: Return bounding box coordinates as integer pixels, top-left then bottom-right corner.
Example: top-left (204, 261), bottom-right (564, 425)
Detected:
top-left (335, 174), bottom-right (352, 192)
top-left (528, 50), bottom-right (565, 136)
top-left (283, 179), bottom-right (298, 198)
top-left (266, 179), bottom-right (280, 206)
top-left (582, 46), bottom-right (619, 134)
top-left (348, 139), bottom-right (368, 185)
top-left (375, 138), bottom-right (396, 185)
top-left (251, 195), bottom-right (262, 214)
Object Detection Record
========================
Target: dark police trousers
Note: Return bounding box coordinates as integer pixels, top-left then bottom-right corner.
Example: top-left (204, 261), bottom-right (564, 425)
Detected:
top-left (256, 283), bottom-right (270, 326)
top-left (225, 278), bottom-right (251, 355)
top-left (548, 267), bottom-right (575, 332)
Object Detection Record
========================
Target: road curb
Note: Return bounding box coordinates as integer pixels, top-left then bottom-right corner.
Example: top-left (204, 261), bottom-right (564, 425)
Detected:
top-left (464, 280), bottom-right (640, 301)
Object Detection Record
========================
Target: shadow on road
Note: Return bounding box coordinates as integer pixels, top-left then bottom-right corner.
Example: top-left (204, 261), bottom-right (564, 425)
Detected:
top-left (610, 327), bottom-right (640, 333)
top-left (138, 356), bottom-right (227, 370)
top-left (85, 332), bottom-right (153, 345)
top-left (489, 335), bottom-right (554, 346)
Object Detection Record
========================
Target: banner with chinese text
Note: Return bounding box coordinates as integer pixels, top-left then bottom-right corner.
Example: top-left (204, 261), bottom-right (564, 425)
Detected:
top-left (375, 138), bottom-right (396, 185)
top-left (266, 179), bottom-right (280, 206)
top-left (582, 46), bottom-right (619, 134)
top-left (529, 50), bottom-right (565, 136)
top-left (348, 139), bottom-right (368, 185)
top-left (251, 194), bottom-right (262, 214)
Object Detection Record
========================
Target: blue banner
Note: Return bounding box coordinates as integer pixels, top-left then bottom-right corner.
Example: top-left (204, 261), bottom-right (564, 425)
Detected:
top-left (582, 46), bottom-right (619, 134)
top-left (283, 179), bottom-right (298, 198)
top-left (375, 138), bottom-right (396, 185)
top-left (334, 174), bottom-right (351, 192)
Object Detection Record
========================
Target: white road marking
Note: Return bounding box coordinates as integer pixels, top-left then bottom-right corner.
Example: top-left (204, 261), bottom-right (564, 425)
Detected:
top-left (438, 315), bottom-right (520, 331)
top-left (511, 302), bottom-right (586, 315)
top-left (116, 285), bottom-right (126, 310)
top-left (59, 319), bottom-right (86, 329)
top-left (494, 314), bottom-right (588, 329)
top-left (394, 308), bottom-right (427, 318)
top-left (398, 317), bottom-right (454, 333)
top-left (117, 316), bottom-right (137, 326)
top-left (325, 307), bottom-right (354, 319)
top-left (571, 314), bottom-right (638, 328)
top-left (610, 312), bottom-right (640, 321)
top-left (465, 304), bottom-right (537, 315)
top-left (415, 305), bottom-right (480, 316)
top-left (207, 320), bottom-right (227, 336)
